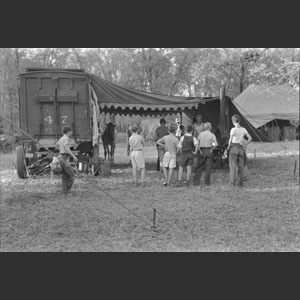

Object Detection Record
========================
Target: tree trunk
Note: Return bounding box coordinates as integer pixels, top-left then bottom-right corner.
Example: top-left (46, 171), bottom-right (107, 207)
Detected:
top-left (218, 84), bottom-right (229, 139)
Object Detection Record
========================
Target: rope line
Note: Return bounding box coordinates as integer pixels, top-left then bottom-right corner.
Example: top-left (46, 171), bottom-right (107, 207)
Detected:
top-left (81, 177), bottom-right (154, 230)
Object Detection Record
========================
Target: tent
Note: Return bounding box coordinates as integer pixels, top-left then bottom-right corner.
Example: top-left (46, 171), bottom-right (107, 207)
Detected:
top-left (232, 84), bottom-right (299, 129)
top-left (90, 75), bottom-right (269, 142)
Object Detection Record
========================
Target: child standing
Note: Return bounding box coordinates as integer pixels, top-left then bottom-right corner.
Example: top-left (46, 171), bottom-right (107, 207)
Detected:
top-left (128, 124), bottom-right (146, 187)
top-left (227, 115), bottom-right (252, 187)
top-left (175, 124), bottom-right (199, 187)
top-left (156, 123), bottom-right (179, 187)
top-left (193, 122), bottom-right (218, 186)
top-left (55, 126), bottom-right (78, 195)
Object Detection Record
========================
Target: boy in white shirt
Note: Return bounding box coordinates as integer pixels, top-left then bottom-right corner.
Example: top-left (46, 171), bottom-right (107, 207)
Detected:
top-left (227, 115), bottom-right (252, 187)
top-left (128, 125), bottom-right (146, 187)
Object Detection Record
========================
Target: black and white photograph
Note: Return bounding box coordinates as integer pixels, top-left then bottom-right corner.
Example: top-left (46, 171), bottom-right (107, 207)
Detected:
top-left (0, 48), bottom-right (299, 252)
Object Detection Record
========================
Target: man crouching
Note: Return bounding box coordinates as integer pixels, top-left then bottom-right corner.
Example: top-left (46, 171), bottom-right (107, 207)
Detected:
top-left (55, 126), bottom-right (78, 195)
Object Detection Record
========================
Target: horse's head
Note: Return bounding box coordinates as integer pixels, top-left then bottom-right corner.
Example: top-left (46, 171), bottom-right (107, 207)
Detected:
top-left (105, 122), bottom-right (117, 140)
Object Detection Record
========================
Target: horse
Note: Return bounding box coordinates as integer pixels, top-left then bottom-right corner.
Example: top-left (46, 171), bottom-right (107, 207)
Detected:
top-left (101, 123), bottom-right (117, 163)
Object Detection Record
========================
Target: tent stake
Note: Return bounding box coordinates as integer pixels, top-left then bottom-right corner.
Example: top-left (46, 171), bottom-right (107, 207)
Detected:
top-left (152, 209), bottom-right (157, 229)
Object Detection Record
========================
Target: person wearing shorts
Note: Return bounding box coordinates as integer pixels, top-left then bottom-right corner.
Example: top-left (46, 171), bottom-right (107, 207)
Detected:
top-left (129, 125), bottom-right (146, 186)
top-left (174, 124), bottom-right (198, 187)
top-left (156, 123), bottom-right (178, 186)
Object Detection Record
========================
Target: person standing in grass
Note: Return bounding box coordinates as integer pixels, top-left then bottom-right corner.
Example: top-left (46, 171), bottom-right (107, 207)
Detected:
top-left (128, 124), bottom-right (146, 187)
top-left (192, 114), bottom-right (205, 169)
top-left (156, 123), bottom-right (179, 187)
top-left (55, 126), bottom-right (78, 195)
top-left (174, 124), bottom-right (199, 187)
top-left (193, 122), bottom-right (218, 186)
top-left (154, 118), bottom-right (169, 171)
top-left (227, 115), bottom-right (252, 187)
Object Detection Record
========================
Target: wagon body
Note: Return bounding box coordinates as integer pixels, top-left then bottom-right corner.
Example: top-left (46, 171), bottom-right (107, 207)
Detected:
top-left (19, 68), bottom-right (92, 148)
top-left (17, 68), bottom-right (101, 178)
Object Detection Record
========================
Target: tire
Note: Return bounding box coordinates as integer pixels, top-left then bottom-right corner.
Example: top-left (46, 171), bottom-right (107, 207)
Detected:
top-left (16, 146), bottom-right (27, 179)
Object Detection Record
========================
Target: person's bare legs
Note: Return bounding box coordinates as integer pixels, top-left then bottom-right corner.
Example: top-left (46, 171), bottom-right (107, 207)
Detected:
top-left (168, 168), bottom-right (174, 185)
top-left (141, 167), bottom-right (145, 183)
top-left (163, 166), bottom-right (168, 183)
top-left (132, 167), bottom-right (137, 183)
top-left (173, 168), bottom-right (178, 184)
top-left (186, 166), bottom-right (192, 182)
top-left (178, 166), bottom-right (183, 182)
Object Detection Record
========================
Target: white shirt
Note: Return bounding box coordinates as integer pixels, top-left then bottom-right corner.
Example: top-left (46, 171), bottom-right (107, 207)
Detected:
top-left (230, 127), bottom-right (248, 145)
top-left (198, 130), bottom-right (218, 148)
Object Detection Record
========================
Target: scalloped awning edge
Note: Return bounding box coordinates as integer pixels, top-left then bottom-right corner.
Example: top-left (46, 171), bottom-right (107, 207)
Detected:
top-left (99, 102), bottom-right (199, 111)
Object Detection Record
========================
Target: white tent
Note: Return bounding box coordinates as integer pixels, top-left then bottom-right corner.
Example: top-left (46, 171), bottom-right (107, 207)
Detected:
top-left (233, 84), bottom-right (299, 129)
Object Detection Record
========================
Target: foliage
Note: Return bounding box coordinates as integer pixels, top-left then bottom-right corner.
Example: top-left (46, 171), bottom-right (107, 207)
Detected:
top-left (1, 48), bottom-right (299, 135)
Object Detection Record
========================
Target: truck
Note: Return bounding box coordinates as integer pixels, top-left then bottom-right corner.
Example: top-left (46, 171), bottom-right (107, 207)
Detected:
top-left (16, 68), bottom-right (101, 179)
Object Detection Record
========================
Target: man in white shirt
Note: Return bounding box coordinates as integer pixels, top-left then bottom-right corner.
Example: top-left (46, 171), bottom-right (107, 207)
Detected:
top-left (227, 115), bottom-right (252, 187)
top-left (193, 122), bottom-right (218, 186)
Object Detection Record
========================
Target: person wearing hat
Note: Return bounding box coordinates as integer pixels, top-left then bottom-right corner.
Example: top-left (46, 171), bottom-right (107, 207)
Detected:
top-left (154, 118), bottom-right (169, 171)
top-left (175, 118), bottom-right (183, 139)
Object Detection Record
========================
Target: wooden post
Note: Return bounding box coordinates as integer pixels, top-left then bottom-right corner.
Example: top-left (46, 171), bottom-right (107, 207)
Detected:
top-left (218, 84), bottom-right (229, 140)
top-left (179, 111), bottom-right (183, 125)
top-left (294, 160), bottom-right (297, 179)
top-left (254, 149), bottom-right (256, 158)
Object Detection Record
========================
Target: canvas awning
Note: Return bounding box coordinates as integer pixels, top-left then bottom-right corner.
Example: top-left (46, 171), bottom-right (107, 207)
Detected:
top-left (233, 84), bottom-right (299, 128)
top-left (91, 75), bottom-right (219, 116)
top-left (90, 75), bottom-right (270, 142)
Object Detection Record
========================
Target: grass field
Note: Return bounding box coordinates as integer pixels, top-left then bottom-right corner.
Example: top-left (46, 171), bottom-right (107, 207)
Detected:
top-left (0, 141), bottom-right (299, 252)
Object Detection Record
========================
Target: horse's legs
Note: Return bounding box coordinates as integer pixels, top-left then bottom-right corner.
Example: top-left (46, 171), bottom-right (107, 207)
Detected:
top-left (111, 144), bottom-right (115, 164)
top-left (103, 145), bottom-right (107, 161)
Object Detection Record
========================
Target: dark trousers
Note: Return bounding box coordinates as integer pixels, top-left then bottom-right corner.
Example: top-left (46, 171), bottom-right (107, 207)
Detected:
top-left (229, 144), bottom-right (245, 187)
top-left (60, 155), bottom-right (75, 193)
top-left (193, 149), bottom-right (213, 186)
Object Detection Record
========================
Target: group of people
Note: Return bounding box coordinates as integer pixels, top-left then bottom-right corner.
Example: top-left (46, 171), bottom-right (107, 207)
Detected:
top-left (128, 114), bottom-right (252, 188)
top-left (54, 113), bottom-right (252, 195)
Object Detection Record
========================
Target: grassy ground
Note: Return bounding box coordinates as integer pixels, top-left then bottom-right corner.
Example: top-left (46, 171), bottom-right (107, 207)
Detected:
top-left (0, 141), bottom-right (299, 252)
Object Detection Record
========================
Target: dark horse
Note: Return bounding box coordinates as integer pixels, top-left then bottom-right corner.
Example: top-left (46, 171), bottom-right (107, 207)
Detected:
top-left (102, 123), bottom-right (117, 163)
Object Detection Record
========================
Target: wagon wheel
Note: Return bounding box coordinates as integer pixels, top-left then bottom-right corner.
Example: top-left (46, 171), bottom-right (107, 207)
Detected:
top-left (16, 145), bottom-right (28, 179)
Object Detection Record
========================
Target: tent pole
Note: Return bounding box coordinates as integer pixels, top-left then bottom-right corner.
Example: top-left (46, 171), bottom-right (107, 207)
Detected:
top-left (218, 84), bottom-right (229, 139)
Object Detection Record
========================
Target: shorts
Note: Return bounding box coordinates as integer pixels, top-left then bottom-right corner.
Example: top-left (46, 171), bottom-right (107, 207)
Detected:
top-left (179, 152), bottom-right (194, 167)
top-left (131, 150), bottom-right (145, 169)
top-left (163, 152), bottom-right (177, 169)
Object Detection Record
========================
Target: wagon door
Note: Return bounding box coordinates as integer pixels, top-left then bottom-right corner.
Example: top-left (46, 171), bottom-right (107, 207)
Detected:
top-left (57, 77), bottom-right (90, 142)
top-left (33, 77), bottom-right (58, 139)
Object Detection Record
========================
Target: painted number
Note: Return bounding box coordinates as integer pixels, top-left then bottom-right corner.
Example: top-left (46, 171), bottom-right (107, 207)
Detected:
top-left (45, 115), bottom-right (53, 124)
top-left (61, 116), bottom-right (68, 124)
